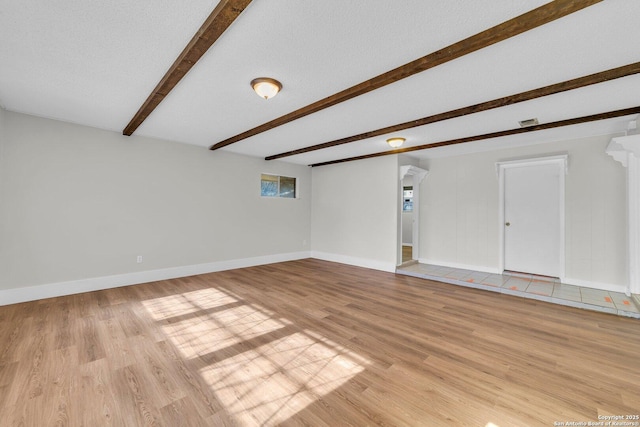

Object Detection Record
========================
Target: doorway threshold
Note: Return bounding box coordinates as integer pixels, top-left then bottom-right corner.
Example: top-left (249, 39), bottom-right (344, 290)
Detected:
top-left (397, 259), bottom-right (418, 269)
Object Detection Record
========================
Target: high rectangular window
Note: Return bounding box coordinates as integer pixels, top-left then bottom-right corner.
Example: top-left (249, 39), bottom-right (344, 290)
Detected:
top-left (261, 174), bottom-right (296, 198)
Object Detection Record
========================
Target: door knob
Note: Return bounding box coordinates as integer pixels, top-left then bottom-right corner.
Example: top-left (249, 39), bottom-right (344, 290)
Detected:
top-left (505, 222), bottom-right (511, 226)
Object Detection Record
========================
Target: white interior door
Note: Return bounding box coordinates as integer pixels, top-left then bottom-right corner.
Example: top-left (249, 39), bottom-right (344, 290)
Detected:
top-left (504, 163), bottom-right (562, 277)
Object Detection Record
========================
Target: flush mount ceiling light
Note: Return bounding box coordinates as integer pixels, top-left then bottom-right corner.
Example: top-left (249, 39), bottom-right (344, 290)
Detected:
top-left (251, 77), bottom-right (282, 100)
top-left (386, 137), bottom-right (406, 148)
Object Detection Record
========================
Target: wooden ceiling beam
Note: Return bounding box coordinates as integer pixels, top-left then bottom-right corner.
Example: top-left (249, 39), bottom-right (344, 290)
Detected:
top-left (210, 0), bottom-right (602, 150)
top-left (267, 62), bottom-right (640, 160)
top-left (123, 0), bottom-right (253, 136)
top-left (309, 106), bottom-right (640, 167)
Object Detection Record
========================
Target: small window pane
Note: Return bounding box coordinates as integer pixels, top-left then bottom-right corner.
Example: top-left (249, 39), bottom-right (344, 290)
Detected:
top-left (261, 174), bottom-right (278, 197)
top-left (261, 174), bottom-right (297, 198)
top-left (279, 176), bottom-right (296, 198)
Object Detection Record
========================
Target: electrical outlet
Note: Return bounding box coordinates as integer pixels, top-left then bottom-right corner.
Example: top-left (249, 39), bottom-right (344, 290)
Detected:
top-left (137, 255), bottom-right (143, 264)
top-left (302, 239), bottom-right (307, 246)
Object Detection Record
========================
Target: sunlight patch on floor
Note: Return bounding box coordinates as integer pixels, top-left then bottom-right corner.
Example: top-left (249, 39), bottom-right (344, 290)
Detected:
top-left (143, 286), bottom-right (370, 425)
top-left (174, 312), bottom-right (284, 359)
top-left (199, 329), bottom-right (368, 426)
top-left (141, 288), bottom-right (239, 320)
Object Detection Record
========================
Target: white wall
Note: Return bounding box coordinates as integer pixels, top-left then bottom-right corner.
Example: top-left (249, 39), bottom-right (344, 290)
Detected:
top-left (401, 212), bottom-right (413, 245)
top-left (419, 134), bottom-right (627, 290)
top-left (311, 155), bottom-right (398, 272)
top-left (0, 111), bottom-right (311, 301)
top-left (0, 106), bottom-right (5, 158)
top-left (1, 109), bottom-right (630, 301)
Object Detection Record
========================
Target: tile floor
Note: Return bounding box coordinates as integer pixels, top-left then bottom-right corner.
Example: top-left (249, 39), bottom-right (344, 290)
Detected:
top-left (396, 262), bottom-right (640, 319)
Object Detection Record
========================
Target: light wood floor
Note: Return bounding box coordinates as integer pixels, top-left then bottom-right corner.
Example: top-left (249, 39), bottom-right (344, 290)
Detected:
top-left (1, 259), bottom-right (639, 426)
top-left (402, 245), bottom-right (412, 263)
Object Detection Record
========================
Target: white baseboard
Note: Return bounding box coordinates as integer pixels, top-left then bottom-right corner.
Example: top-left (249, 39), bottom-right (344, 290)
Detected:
top-left (563, 277), bottom-right (626, 294)
top-left (418, 258), bottom-right (501, 275)
top-left (7, 251), bottom-right (623, 307)
top-left (0, 251), bottom-right (311, 306)
top-left (311, 251), bottom-right (396, 273)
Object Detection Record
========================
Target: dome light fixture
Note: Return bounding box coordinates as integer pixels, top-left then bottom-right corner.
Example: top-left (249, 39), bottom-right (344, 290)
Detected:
top-left (251, 77), bottom-right (282, 100)
top-left (386, 137), bottom-right (405, 148)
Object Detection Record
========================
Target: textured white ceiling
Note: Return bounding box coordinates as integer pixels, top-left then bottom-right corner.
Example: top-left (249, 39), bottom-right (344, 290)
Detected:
top-left (0, 0), bottom-right (638, 165)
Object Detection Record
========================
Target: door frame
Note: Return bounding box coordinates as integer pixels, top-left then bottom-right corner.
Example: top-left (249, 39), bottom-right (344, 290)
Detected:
top-left (399, 165), bottom-right (429, 265)
top-left (496, 154), bottom-right (568, 280)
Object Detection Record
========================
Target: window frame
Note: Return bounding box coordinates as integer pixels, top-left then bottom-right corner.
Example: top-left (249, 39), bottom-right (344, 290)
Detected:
top-left (261, 173), bottom-right (297, 199)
